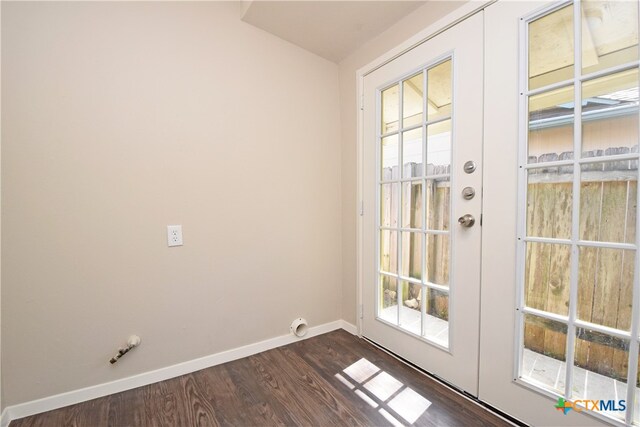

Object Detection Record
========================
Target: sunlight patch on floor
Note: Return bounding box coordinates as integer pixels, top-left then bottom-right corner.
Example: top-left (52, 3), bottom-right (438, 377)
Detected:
top-left (337, 357), bottom-right (432, 425)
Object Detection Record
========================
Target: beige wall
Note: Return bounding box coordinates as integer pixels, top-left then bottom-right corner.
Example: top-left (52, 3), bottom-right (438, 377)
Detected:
top-left (1, 1), bottom-right (341, 406)
top-left (338, 1), bottom-right (467, 324)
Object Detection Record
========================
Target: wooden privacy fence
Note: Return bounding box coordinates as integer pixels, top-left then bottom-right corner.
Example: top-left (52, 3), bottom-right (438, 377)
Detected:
top-left (380, 163), bottom-right (450, 321)
top-left (381, 150), bottom-right (638, 382)
top-left (525, 148), bottom-right (638, 383)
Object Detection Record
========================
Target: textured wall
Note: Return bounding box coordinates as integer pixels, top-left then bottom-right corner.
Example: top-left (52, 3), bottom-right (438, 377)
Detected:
top-left (2, 1), bottom-right (341, 406)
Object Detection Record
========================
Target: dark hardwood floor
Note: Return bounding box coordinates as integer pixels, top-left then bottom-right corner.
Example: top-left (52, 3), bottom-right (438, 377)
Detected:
top-left (11, 330), bottom-right (512, 426)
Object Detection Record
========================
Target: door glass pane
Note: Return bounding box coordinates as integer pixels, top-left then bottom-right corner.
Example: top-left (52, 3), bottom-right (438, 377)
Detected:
top-left (400, 282), bottom-right (422, 335)
top-left (401, 232), bottom-right (422, 281)
top-left (380, 230), bottom-right (397, 274)
top-left (401, 181), bottom-right (422, 229)
top-left (382, 85), bottom-right (399, 134)
top-left (578, 247), bottom-right (635, 331)
top-left (582, 69), bottom-right (639, 159)
top-left (425, 179), bottom-right (450, 231)
top-left (425, 234), bottom-right (449, 287)
top-left (528, 86), bottom-right (574, 163)
top-left (528, 4), bottom-right (574, 90)
top-left (380, 275), bottom-right (398, 325)
top-left (403, 73), bottom-right (424, 128)
top-left (573, 328), bottom-right (629, 421)
top-left (582, 0), bottom-right (639, 75)
top-left (524, 242), bottom-right (571, 317)
top-left (423, 287), bottom-right (449, 347)
top-left (521, 313), bottom-right (567, 394)
top-left (580, 162), bottom-right (637, 244)
top-left (427, 60), bottom-right (452, 121)
top-left (381, 183), bottom-right (399, 228)
top-left (426, 119), bottom-right (451, 175)
top-left (377, 57), bottom-right (453, 349)
top-left (402, 128), bottom-right (423, 178)
top-left (526, 166), bottom-right (573, 239)
top-left (382, 134), bottom-right (399, 181)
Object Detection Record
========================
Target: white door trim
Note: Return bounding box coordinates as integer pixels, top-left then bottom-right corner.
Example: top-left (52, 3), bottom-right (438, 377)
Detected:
top-left (355, 1), bottom-right (495, 79)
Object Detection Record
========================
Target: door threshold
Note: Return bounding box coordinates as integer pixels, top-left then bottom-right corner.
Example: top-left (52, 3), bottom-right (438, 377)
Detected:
top-left (362, 336), bottom-right (529, 427)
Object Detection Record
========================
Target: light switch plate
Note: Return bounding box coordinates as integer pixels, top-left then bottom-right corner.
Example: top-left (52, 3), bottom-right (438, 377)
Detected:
top-left (167, 225), bottom-right (183, 247)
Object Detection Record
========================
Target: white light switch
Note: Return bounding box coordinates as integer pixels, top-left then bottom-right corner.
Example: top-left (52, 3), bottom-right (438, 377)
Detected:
top-left (167, 225), bottom-right (183, 247)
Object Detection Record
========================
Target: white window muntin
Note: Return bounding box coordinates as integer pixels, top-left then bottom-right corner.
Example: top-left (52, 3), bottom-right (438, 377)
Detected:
top-left (376, 54), bottom-right (455, 351)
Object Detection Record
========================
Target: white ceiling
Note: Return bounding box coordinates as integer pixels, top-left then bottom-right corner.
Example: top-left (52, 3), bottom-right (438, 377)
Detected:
top-left (241, 1), bottom-right (427, 63)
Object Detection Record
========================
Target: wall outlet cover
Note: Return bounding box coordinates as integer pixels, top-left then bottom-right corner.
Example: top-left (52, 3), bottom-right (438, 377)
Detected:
top-left (167, 225), bottom-right (183, 247)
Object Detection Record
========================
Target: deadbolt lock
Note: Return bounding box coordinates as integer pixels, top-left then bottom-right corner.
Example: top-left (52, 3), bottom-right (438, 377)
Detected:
top-left (463, 161), bottom-right (476, 174)
top-left (458, 214), bottom-right (475, 228)
top-left (462, 187), bottom-right (476, 200)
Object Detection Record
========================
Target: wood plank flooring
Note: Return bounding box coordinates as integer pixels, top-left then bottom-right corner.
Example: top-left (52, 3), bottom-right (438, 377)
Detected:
top-left (11, 330), bottom-right (512, 426)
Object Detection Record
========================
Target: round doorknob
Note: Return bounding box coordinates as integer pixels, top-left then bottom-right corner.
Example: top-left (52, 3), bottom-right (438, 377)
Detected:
top-left (458, 214), bottom-right (475, 228)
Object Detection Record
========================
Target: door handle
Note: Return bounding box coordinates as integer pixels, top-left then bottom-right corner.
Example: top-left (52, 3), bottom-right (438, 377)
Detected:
top-left (458, 214), bottom-right (475, 228)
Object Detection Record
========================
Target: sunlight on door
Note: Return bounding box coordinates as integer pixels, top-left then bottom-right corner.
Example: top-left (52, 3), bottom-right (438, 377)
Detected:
top-left (378, 59), bottom-right (453, 348)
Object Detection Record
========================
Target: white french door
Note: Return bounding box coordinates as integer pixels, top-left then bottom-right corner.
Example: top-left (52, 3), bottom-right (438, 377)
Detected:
top-left (482, 1), bottom-right (639, 426)
top-left (361, 0), bottom-right (640, 425)
top-left (361, 12), bottom-right (484, 395)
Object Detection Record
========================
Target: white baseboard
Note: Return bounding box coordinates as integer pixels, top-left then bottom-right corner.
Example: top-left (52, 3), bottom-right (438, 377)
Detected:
top-left (340, 319), bottom-right (358, 335)
top-left (3, 320), bottom-right (355, 424)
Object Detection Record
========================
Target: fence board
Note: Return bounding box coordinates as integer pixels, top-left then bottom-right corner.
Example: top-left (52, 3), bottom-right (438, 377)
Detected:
top-left (526, 182), bottom-right (553, 351)
top-left (587, 182), bottom-right (627, 376)
top-left (575, 182), bottom-right (602, 369)
top-left (612, 182), bottom-right (636, 380)
top-left (411, 183), bottom-right (423, 281)
top-left (544, 181), bottom-right (572, 358)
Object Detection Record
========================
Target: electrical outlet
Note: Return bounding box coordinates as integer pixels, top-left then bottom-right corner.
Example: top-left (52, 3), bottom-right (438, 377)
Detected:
top-left (167, 225), bottom-right (183, 247)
